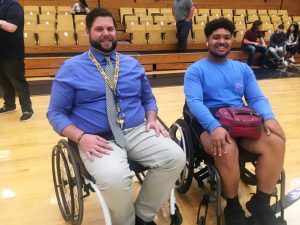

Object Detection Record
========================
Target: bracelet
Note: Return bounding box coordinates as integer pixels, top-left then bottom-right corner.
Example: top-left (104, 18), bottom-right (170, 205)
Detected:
top-left (76, 132), bottom-right (86, 145)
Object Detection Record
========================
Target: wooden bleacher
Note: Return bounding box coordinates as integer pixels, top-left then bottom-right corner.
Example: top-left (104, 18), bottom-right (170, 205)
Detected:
top-left (25, 48), bottom-right (278, 79)
top-left (20, 0), bottom-right (300, 79)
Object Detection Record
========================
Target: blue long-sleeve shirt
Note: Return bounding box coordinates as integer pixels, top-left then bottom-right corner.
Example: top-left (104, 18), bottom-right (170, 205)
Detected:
top-left (47, 48), bottom-right (158, 134)
top-left (184, 58), bottom-right (275, 133)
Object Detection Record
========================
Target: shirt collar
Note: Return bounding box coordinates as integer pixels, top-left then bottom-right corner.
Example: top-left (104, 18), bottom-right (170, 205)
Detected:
top-left (89, 47), bottom-right (117, 63)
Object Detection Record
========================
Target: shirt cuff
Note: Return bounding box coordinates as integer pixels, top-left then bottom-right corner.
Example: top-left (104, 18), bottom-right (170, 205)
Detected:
top-left (262, 113), bottom-right (275, 122)
top-left (207, 120), bottom-right (222, 133)
top-left (143, 103), bottom-right (158, 112)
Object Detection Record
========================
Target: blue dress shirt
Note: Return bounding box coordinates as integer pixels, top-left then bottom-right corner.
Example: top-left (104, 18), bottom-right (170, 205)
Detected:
top-left (47, 48), bottom-right (158, 134)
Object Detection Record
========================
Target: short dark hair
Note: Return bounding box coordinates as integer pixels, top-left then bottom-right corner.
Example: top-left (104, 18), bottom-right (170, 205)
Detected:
top-left (86, 8), bottom-right (117, 31)
top-left (251, 20), bottom-right (262, 31)
top-left (204, 17), bottom-right (235, 38)
top-left (79, 0), bottom-right (88, 7)
top-left (278, 24), bottom-right (284, 30)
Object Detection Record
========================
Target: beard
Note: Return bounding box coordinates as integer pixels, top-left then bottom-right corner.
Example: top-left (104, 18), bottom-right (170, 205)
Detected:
top-left (90, 38), bottom-right (117, 53)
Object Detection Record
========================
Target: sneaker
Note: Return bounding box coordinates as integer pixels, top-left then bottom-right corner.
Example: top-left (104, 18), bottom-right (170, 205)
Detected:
top-left (282, 60), bottom-right (288, 66)
top-left (246, 194), bottom-right (282, 225)
top-left (0, 106), bottom-right (16, 114)
top-left (20, 111), bottom-right (34, 122)
top-left (224, 204), bottom-right (247, 225)
top-left (289, 57), bottom-right (295, 63)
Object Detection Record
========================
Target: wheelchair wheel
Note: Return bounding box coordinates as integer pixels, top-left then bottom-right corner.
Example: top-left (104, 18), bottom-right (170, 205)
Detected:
top-left (170, 119), bottom-right (194, 193)
top-left (135, 171), bottom-right (147, 184)
top-left (52, 139), bottom-right (84, 225)
top-left (239, 161), bottom-right (257, 186)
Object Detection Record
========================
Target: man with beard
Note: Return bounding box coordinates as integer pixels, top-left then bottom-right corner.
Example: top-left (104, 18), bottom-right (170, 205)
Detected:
top-left (184, 18), bottom-right (285, 225)
top-left (47, 8), bottom-right (185, 225)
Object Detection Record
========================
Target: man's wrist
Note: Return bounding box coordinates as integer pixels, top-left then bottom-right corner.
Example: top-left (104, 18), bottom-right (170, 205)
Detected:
top-left (76, 132), bottom-right (86, 145)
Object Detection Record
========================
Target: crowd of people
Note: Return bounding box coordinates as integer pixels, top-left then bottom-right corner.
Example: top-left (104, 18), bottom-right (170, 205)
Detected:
top-left (241, 19), bottom-right (299, 68)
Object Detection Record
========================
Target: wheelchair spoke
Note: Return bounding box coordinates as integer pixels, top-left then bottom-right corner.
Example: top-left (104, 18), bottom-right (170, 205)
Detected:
top-left (52, 140), bottom-right (84, 225)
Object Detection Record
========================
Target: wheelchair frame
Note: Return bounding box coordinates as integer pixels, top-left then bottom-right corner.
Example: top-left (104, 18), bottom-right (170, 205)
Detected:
top-left (51, 139), bottom-right (183, 225)
top-left (169, 108), bottom-right (286, 225)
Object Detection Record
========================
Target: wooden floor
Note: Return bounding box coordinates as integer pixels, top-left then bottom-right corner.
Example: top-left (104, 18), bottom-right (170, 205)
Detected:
top-left (0, 77), bottom-right (300, 225)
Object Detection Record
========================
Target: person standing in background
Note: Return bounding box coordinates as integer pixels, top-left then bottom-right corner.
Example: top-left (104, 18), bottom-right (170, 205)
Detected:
top-left (72, 0), bottom-right (90, 15)
top-left (0, 0), bottom-right (34, 121)
top-left (173, 0), bottom-right (194, 52)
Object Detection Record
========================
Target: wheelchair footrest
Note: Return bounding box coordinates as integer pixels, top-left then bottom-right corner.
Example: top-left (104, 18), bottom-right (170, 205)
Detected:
top-left (271, 186), bottom-right (300, 213)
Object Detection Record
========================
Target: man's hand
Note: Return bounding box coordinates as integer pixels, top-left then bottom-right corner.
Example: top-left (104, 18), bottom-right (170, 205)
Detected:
top-left (263, 119), bottom-right (286, 142)
top-left (145, 120), bottom-right (169, 137)
top-left (79, 134), bottom-right (113, 161)
top-left (210, 127), bottom-right (232, 156)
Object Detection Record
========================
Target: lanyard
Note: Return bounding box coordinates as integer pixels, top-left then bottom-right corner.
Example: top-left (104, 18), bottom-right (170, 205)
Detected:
top-left (88, 50), bottom-right (120, 93)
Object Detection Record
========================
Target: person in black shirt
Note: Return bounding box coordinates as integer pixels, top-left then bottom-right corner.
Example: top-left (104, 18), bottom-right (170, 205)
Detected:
top-left (0, 0), bottom-right (34, 121)
top-left (269, 24), bottom-right (288, 66)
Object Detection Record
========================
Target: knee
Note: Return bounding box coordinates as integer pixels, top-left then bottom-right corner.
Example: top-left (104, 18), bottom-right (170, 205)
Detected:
top-left (269, 48), bottom-right (276, 53)
top-left (95, 167), bottom-right (134, 192)
top-left (272, 135), bottom-right (285, 156)
top-left (163, 140), bottom-right (186, 171)
top-left (249, 47), bottom-right (255, 55)
top-left (171, 143), bottom-right (186, 170)
top-left (264, 134), bottom-right (285, 157)
top-left (214, 144), bottom-right (239, 168)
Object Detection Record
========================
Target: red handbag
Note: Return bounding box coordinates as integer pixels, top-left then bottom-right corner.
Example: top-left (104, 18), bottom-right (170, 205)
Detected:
top-left (215, 107), bottom-right (262, 139)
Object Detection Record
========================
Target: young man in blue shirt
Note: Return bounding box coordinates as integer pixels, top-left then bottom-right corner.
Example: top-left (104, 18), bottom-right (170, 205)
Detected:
top-left (47, 8), bottom-right (185, 225)
top-left (184, 18), bottom-right (285, 225)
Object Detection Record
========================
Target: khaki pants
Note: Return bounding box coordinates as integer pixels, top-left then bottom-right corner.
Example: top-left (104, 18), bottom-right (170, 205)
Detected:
top-left (79, 123), bottom-right (185, 225)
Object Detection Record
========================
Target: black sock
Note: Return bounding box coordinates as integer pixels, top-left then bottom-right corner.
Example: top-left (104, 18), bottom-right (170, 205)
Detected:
top-left (256, 189), bottom-right (271, 205)
top-left (226, 195), bottom-right (241, 209)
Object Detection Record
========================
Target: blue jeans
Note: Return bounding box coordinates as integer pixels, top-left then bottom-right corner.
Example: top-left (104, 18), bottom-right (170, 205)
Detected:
top-left (242, 45), bottom-right (268, 66)
top-left (176, 21), bottom-right (192, 52)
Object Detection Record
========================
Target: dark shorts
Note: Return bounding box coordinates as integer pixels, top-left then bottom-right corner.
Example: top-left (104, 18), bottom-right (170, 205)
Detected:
top-left (189, 106), bottom-right (228, 137)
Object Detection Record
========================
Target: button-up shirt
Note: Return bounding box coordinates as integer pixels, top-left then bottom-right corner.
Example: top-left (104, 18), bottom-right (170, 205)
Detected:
top-left (47, 48), bottom-right (158, 134)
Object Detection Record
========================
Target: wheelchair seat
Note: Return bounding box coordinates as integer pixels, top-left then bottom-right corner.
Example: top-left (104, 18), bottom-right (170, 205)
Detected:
top-left (51, 138), bottom-right (183, 225)
top-left (169, 103), bottom-right (286, 225)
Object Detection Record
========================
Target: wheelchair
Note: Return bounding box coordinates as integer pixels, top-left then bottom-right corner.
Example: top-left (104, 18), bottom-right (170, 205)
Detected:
top-left (169, 104), bottom-right (286, 225)
top-left (51, 138), bottom-right (183, 225)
